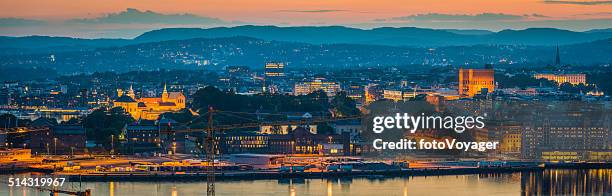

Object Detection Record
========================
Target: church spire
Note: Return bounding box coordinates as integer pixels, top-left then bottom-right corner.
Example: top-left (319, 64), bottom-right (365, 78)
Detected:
top-left (127, 83), bottom-right (136, 98)
top-left (161, 83), bottom-right (169, 102)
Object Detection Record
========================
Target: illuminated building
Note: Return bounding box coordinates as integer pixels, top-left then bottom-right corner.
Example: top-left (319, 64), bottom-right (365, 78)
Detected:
top-left (364, 84), bottom-right (383, 104)
top-left (382, 89), bottom-right (418, 102)
top-left (346, 85), bottom-right (364, 101)
top-left (259, 124), bottom-right (317, 134)
top-left (260, 112), bottom-right (318, 134)
top-left (294, 78), bottom-right (341, 96)
top-left (217, 127), bottom-right (355, 156)
top-left (533, 73), bottom-right (586, 85)
top-left (458, 65), bottom-right (495, 98)
top-left (0, 148), bottom-right (31, 160)
top-left (500, 131), bottom-right (521, 155)
top-left (226, 66), bottom-right (250, 75)
top-left (113, 84), bottom-right (186, 120)
top-left (264, 62), bottom-right (285, 77)
top-left (521, 102), bottom-right (609, 161)
top-left (587, 85), bottom-right (604, 96)
top-left (487, 121), bottom-right (522, 157)
top-left (541, 151), bottom-right (612, 162)
top-left (383, 90), bottom-right (404, 102)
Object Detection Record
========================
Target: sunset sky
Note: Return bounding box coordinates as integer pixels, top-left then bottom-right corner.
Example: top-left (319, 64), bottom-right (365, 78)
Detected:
top-left (0, 0), bottom-right (611, 38)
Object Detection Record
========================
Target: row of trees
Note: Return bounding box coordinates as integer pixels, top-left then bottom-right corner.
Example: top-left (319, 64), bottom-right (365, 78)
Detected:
top-left (191, 86), bottom-right (360, 117)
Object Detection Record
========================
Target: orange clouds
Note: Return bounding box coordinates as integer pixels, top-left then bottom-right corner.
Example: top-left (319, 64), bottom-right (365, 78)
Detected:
top-left (1, 0), bottom-right (610, 23)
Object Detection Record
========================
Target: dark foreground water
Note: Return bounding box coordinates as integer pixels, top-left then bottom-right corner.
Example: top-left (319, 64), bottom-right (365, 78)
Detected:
top-left (1, 169), bottom-right (611, 196)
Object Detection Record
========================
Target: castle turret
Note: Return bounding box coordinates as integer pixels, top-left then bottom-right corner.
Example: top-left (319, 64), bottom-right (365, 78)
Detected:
top-left (127, 84), bottom-right (136, 99)
top-left (162, 83), bottom-right (169, 102)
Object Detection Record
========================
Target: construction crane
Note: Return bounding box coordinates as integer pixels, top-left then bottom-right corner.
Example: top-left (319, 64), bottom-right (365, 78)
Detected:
top-left (0, 109), bottom-right (361, 196)
top-left (205, 107), bottom-right (215, 196)
top-left (168, 108), bottom-right (361, 196)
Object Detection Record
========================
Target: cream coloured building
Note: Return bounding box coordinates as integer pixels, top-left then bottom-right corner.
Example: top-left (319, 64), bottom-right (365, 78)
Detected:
top-left (113, 84), bottom-right (186, 120)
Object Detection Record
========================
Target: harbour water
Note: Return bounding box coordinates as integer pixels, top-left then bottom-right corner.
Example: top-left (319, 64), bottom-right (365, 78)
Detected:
top-left (2, 169), bottom-right (611, 196)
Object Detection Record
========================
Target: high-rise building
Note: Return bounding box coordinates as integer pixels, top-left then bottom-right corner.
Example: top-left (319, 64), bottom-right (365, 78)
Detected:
top-left (294, 78), bottom-right (341, 97)
top-left (264, 62), bottom-right (285, 77)
top-left (458, 65), bottom-right (495, 98)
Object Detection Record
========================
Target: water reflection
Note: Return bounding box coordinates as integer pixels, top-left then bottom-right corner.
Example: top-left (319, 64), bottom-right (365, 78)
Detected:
top-left (522, 169), bottom-right (611, 196)
top-left (1, 169), bottom-right (610, 195)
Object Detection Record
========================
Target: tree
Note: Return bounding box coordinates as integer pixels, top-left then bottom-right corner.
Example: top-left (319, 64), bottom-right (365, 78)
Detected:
top-left (316, 123), bottom-right (335, 135)
top-left (161, 109), bottom-right (195, 124)
top-left (330, 92), bottom-right (360, 117)
top-left (83, 107), bottom-right (133, 147)
top-left (495, 73), bottom-right (556, 88)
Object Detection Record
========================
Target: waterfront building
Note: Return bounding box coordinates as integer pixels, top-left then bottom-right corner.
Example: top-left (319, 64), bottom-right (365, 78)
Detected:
top-left (521, 102), bottom-right (609, 160)
top-left (121, 124), bottom-right (161, 154)
top-left (458, 65), bottom-right (495, 98)
top-left (486, 121), bottom-right (522, 157)
top-left (533, 73), bottom-right (586, 85)
top-left (29, 125), bottom-right (86, 155)
top-left (294, 78), bottom-right (341, 96)
top-left (541, 150), bottom-right (612, 161)
top-left (217, 127), bottom-right (355, 156)
top-left (229, 154), bottom-right (285, 169)
top-left (500, 130), bottom-right (522, 156)
top-left (113, 84), bottom-right (186, 120)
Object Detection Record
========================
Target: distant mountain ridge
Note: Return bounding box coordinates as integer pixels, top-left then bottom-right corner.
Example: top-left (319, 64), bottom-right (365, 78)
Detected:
top-left (0, 36), bottom-right (129, 49)
top-left (1, 26), bottom-right (611, 52)
top-left (135, 26), bottom-right (612, 46)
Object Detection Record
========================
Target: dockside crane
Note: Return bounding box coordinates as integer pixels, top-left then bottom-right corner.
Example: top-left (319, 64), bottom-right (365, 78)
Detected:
top-left (172, 108), bottom-right (361, 196)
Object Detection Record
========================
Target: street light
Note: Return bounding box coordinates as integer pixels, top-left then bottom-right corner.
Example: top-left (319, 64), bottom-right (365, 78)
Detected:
top-left (53, 138), bottom-right (57, 155)
top-left (111, 135), bottom-right (115, 155)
